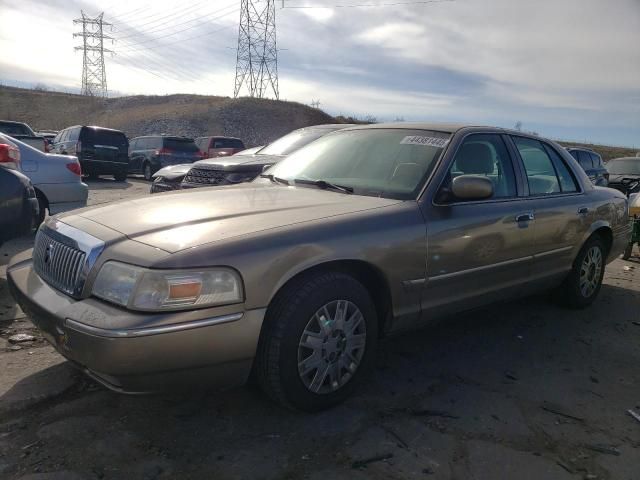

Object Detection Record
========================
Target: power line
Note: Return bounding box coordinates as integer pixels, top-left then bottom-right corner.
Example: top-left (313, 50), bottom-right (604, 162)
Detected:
top-left (281, 0), bottom-right (453, 8)
top-left (73, 11), bottom-right (113, 97)
top-left (234, 0), bottom-right (279, 99)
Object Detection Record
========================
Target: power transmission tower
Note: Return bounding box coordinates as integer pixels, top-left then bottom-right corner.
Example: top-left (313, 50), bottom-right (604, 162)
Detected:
top-left (233, 0), bottom-right (279, 100)
top-left (311, 99), bottom-right (321, 109)
top-left (73, 11), bottom-right (113, 97)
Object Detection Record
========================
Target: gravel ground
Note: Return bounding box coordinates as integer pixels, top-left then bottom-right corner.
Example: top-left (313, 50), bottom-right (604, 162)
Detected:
top-left (0, 178), bottom-right (639, 480)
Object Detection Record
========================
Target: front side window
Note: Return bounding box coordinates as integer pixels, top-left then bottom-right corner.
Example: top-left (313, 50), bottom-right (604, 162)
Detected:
top-left (267, 129), bottom-right (450, 199)
top-left (445, 134), bottom-right (517, 199)
top-left (512, 136), bottom-right (561, 195)
top-left (68, 128), bottom-right (80, 142)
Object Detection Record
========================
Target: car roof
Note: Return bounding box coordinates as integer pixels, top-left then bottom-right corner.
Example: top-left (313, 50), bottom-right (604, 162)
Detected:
top-left (565, 146), bottom-right (595, 152)
top-left (609, 157), bottom-right (640, 161)
top-left (0, 120), bottom-right (27, 125)
top-left (338, 122), bottom-right (489, 134)
top-left (196, 136), bottom-right (243, 140)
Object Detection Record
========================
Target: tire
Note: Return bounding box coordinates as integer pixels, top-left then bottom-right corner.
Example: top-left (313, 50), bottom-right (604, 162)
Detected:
top-left (622, 243), bottom-right (633, 260)
top-left (143, 163), bottom-right (153, 181)
top-left (256, 271), bottom-right (378, 411)
top-left (114, 170), bottom-right (127, 182)
top-left (557, 235), bottom-right (607, 309)
top-left (87, 171), bottom-right (99, 180)
top-left (35, 194), bottom-right (47, 228)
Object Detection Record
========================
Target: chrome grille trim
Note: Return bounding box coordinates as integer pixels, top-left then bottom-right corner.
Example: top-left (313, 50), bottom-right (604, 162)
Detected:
top-left (183, 167), bottom-right (229, 185)
top-left (33, 220), bottom-right (105, 298)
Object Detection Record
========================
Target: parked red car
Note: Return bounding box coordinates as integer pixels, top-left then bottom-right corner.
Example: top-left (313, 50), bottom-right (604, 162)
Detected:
top-left (195, 136), bottom-right (245, 159)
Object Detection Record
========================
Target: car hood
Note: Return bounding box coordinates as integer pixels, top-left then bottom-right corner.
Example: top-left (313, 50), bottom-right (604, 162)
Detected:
top-left (608, 173), bottom-right (640, 183)
top-left (193, 153), bottom-right (284, 168)
top-left (152, 163), bottom-right (192, 180)
top-left (62, 184), bottom-right (401, 253)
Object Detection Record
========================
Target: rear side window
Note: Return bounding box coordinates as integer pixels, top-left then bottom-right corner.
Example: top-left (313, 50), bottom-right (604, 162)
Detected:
top-left (163, 138), bottom-right (199, 152)
top-left (512, 136), bottom-right (561, 195)
top-left (68, 127), bottom-right (80, 142)
top-left (213, 138), bottom-right (245, 149)
top-left (577, 151), bottom-right (593, 169)
top-left (83, 128), bottom-right (128, 149)
top-left (542, 144), bottom-right (579, 193)
top-left (0, 122), bottom-right (31, 136)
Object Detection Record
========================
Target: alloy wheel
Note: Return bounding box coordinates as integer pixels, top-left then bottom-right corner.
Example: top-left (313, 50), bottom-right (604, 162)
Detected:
top-left (579, 246), bottom-right (602, 298)
top-left (297, 300), bottom-right (366, 394)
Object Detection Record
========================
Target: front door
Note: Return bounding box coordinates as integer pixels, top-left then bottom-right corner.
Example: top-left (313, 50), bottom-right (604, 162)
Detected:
top-left (421, 133), bottom-right (537, 317)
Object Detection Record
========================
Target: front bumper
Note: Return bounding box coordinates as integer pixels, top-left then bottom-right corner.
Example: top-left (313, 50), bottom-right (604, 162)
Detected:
top-left (7, 258), bottom-right (266, 394)
top-left (150, 179), bottom-right (183, 194)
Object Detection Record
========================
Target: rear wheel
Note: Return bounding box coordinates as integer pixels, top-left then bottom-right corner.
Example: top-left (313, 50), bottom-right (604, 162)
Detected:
top-left (143, 163), bottom-right (153, 181)
top-left (114, 170), bottom-right (127, 182)
top-left (256, 271), bottom-right (378, 411)
top-left (557, 235), bottom-right (606, 308)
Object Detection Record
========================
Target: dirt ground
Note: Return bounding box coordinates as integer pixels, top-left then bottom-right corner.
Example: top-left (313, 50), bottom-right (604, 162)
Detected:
top-left (0, 178), bottom-right (639, 480)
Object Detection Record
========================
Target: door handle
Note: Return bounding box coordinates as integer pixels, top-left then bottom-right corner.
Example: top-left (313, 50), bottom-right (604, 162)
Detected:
top-left (515, 212), bottom-right (535, 222)
top-left (577, 207), bottom-right (589, 215)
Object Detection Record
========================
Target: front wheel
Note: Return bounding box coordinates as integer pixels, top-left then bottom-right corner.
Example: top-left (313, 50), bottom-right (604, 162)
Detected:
top-left (114, 171), bottom-right (127, 182)
top-left (557, 235), bottom-right (606, 308)
top-left (143, 163), bottom-right (153, 181)
top-left (256, 271), bottom-right (378, 411)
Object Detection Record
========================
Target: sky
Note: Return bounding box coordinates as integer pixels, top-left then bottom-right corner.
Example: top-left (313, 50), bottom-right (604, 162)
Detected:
top-left (0, 0), bottom-right (638, 146)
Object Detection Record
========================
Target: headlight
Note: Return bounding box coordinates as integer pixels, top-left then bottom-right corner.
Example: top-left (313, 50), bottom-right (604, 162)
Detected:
top-left (92, 261), bottom-right (243, 311)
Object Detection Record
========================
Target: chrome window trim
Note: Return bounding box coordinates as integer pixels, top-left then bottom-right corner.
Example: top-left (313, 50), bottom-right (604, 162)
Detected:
top-left (65, 312), bottom-right (244, 338)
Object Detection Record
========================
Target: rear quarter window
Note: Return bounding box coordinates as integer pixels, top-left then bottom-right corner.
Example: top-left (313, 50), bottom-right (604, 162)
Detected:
top-left (0, 122), bottom-right (31, 136)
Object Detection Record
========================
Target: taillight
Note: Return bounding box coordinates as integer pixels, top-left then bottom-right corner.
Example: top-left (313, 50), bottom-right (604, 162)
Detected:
top-left (0, 143), bottom-right (21, 168)
top-left (66, 162), bottom-right (82, 176)
top-left (75, 141), bottom-right (82, 155)
top-left (155, 148), bottom-right (173, 155)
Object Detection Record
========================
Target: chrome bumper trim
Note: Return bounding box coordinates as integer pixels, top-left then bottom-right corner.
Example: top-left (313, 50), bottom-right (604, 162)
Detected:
top-left (65, 312), bottom-right (244, 338)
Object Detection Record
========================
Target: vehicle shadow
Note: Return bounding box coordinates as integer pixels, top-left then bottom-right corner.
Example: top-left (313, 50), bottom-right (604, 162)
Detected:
top-left (3, 282), bottom-right (637, 477)
top-left (83, 177), bottom-right (133, 190)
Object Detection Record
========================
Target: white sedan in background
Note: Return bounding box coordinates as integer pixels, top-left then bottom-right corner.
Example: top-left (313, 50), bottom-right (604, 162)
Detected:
top-left (0, 133), bottom-right (88, 225)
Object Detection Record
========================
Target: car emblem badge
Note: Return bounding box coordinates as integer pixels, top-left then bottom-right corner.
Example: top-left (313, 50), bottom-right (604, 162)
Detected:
top-left (44, 243), bottom-right (54, 265)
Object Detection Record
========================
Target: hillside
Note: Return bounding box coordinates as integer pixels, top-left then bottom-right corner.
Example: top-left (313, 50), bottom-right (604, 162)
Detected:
top-left (0, 86), bottom-right (336, 147)
top-left (0, 86), bottom-right (636, 160)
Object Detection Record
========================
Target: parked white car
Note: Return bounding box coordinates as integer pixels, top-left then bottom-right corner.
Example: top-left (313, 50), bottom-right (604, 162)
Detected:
top-left (0, 133), bottom-right (88, 224)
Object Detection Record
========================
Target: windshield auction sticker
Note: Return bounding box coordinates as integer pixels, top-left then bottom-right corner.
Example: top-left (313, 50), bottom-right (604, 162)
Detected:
top-left (400, 136), bottom-right (449, 148)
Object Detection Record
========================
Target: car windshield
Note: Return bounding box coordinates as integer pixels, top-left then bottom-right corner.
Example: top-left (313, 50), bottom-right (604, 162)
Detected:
top-left (265, 128), bottom-right (450, 199)
top-left (606, 158), bottom-right (640, 175)
top-left (0, 122), bottom-right (32, 136)
top-left (259, 128), bottom-right (338, 156)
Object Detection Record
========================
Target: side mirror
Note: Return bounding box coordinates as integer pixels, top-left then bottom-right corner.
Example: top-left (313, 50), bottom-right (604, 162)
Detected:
top-left (451, 175), bottom-right (493, 200)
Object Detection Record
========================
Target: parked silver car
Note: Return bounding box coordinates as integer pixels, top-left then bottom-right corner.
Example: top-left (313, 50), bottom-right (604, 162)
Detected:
top-left (0, 133), bottom-right (88, 224)
top-left (8, 123), bottom-right (630, 411)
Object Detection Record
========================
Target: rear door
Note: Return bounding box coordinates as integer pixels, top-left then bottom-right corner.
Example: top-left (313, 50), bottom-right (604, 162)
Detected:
top-left (510, 136), bottom-right (590, 279)
top-left (82, 129), bottom-right (129, 172)
top-left (162, 138), bottom-right (200, 164)
top-left (422, 132), bottom-right (536, 314)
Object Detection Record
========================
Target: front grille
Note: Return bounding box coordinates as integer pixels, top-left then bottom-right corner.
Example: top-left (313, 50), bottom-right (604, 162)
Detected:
top-left (183, 167), bottom-right (229, 185)
top-left (33, 229), bottom-right (86, 296)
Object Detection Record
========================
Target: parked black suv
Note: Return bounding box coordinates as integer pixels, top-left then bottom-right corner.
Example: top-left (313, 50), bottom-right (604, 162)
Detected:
top-left (565, 147), bottom-right (609, 186)
top-left (129, 136), bottom-right (201, 181)
top-left (52, 126), bottom-right (129, 181)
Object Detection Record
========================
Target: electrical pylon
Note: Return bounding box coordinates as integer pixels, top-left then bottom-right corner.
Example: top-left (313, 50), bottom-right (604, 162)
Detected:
top-left (233, 0), bottom-right (279, 99)
top-left (73, 11), bottom-right (113, 97)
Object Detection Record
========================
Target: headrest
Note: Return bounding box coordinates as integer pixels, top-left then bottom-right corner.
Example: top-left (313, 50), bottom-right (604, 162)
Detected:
top-left (456, 143), bottom-right (494, 174)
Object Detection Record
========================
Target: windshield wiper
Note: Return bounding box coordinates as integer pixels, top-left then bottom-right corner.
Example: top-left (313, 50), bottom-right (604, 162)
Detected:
top-left (259, 173), bottom-right (290, 185)
top-left (293, 178), bottom-right (353, 194)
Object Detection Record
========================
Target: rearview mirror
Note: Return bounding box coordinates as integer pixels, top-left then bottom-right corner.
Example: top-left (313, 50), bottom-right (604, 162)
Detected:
top-left (451, 175), bottom-right (493, 200)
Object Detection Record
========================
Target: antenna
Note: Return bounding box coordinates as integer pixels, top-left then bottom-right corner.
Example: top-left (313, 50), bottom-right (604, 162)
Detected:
top-left (233, 0), bottom-right (279, 99)
top-left (73, 11), bottom-right (113, 97)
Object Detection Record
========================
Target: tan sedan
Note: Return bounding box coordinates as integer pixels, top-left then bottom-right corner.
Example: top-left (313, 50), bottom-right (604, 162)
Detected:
top-left (8, 123), bottom-right (631, 411)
